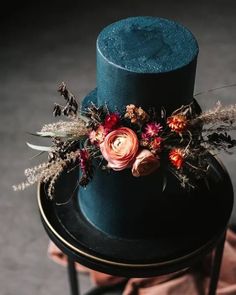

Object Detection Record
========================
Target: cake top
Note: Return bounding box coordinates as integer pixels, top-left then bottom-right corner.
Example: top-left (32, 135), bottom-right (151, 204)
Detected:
top-left (97, 16), bottom-right (199, 73)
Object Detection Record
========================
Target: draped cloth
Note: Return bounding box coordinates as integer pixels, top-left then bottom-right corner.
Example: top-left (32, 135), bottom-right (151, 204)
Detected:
top-left (48, 229), bottom-right (236, 295)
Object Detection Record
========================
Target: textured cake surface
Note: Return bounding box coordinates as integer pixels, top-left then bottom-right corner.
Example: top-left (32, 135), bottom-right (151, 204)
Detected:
top-left (79, 17), bottom-right (200, 239)
top-left (96, 16), bottom-right (199, 113)
top-left (97, 16), bottom-right (198, 73)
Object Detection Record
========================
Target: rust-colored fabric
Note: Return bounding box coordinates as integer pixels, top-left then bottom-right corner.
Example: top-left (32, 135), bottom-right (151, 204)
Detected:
top-left (48, 230), bottom-right (236, 294)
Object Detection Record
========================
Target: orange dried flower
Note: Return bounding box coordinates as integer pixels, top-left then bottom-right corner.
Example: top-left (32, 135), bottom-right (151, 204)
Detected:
top-left (136, 106), bottom-right (149, 122)
top-left (149, 137), bottom-right (163, 153)
top-left (167, 114), bottom-right (188, 133)
top-left (125, 104), bottom-right (149, 124)
top-left (124, 104), bottom-right (137, 123)
top-left (169, 149), bottom-right (185, 169)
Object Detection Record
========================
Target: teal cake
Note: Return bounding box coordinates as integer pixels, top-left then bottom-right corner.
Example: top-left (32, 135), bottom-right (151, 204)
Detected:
top-left (79, 16), bottom-right (200, 238)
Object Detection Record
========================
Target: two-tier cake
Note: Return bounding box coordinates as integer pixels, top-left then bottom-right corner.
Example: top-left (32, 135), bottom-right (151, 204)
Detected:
top-left (31, 15), bottom-right (234, 276)
top-left (78, 16), bottom-right (205, 238)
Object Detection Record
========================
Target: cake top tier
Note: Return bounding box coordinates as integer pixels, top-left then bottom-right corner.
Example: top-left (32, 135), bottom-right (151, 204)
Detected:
top-left (97, 16), bottom-right (198, 73)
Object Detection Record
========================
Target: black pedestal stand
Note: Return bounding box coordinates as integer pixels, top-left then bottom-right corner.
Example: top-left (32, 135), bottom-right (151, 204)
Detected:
top-left (66, 232), bottom-right (226, 295)
top-left (37, 156), bottom-right (233, 295)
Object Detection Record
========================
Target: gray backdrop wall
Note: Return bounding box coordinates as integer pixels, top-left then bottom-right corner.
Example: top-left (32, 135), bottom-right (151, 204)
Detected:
top-left (0, 1), bottom-right (236, 294)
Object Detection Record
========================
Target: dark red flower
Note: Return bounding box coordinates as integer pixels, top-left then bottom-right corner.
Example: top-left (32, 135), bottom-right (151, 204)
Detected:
top-left (78, 149), bottom-right (93, 187)
top-left (104, 113), bottom-right (120, 130)
top-left (80, 149), bottom-right (90, 172)
top-left (169, 149), bottom-right (185, 169)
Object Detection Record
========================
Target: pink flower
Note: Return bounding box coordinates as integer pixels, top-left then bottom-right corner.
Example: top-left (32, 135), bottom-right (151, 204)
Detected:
top-left (89, 125), bottom-right (108, 145)
top-left (132, 149), bottom-right (160, 177)
top-left (141, 132), bottom-right (150, 141)
top-left (100, 127), bottom-right (139, 171)
top-left (144, 122), bottom-right (163, 138)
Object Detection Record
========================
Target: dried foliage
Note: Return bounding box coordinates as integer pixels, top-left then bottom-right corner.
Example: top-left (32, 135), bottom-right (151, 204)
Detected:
top-left (40, 119), bottom-right (88, 140)
top-left (196, 102), bottom-right (236, 125)
top-left (83, 103), bottom-right (109, 129)
top-left (13, 83), bottom-right (236, 198)
top-left (53, 82), bottom-right (78, 117)
top-left (13, 151), bottom-right (80, 199)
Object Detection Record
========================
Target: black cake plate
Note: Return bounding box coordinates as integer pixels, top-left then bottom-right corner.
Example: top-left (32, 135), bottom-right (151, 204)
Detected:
top-left (38, 154), bottom-right (234, 277)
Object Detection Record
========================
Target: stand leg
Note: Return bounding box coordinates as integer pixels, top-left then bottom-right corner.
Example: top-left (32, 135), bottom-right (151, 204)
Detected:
top-left (208, 231), bottom-right (226, 295)
top-left (67, 256), bottom-right (80, 295)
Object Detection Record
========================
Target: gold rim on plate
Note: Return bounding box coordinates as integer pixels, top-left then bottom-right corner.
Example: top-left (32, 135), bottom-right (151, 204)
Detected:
top-left (37, 181), bottom-right (223, 268)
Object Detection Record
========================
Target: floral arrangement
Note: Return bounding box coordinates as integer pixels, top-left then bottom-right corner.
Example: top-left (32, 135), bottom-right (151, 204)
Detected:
top-left (13, 82), bottom-right (236, 198)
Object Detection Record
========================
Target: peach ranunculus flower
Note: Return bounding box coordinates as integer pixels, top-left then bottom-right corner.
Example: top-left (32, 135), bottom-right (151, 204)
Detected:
top-left (100, 127), bottom-right (139, 171)
top-left (132, 149), bottom-right (160, 177)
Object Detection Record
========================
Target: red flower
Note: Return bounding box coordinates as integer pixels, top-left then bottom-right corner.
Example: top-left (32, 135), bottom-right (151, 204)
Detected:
top-left (167, 114), bottom-right (188, 133)
top-left (144, 122), bottom-right (163, 138)
top-left (104, 113), bottom-right (120, 130)
top-left (150, 137), bottom-right (163, 153)
top-left (169, 149), bottom-right (184, 169)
